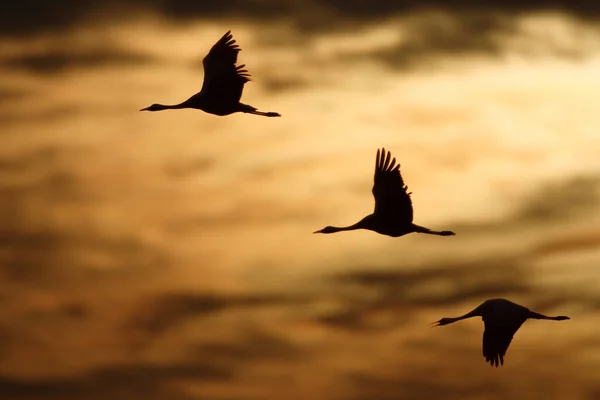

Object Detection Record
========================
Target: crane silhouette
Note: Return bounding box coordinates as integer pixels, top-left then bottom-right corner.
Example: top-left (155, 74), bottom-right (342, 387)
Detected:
top-left (313, 148), bottom-right (455, 237)
top-left (140, 30), bottom-right (281, 117)
top-left (432, 298), bottom-right (570, 367)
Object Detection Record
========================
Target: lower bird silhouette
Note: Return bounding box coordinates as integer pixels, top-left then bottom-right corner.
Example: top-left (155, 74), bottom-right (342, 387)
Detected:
top-left (313, 148), bottom-right (455, 237)
top-left (432, 298), bottom-right (570, 367)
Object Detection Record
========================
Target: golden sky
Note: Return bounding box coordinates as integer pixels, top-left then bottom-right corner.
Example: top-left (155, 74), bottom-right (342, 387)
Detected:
top-left (0, 4), bottom-right (599, 400)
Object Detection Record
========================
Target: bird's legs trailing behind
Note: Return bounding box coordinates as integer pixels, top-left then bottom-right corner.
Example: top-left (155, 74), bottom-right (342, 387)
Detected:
top-left (528, 311), bottom-right (570, 321)
top-left (239, 103), bottom-right (281, 117)
top-left (412, 224), bottom-right (455, 236)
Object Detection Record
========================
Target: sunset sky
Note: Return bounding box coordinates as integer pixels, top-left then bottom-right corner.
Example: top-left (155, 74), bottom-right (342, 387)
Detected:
top-left (1, 1), bottom-right (599, 399)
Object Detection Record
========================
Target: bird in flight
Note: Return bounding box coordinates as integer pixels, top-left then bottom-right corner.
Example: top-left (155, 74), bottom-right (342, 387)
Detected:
top-left (313, 148), bottom-right (455, 237)
top-left (140, 30), bottom-right (281, 117)
top-left (431, 298), bottom-right (570, 367)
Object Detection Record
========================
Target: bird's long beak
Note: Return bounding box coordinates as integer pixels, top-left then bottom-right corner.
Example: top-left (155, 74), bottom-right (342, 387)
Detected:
top-left (430, 320), bottom-right (441, 328)
top-left (313, 229), bottom-right (323, 234)
top-left (139, 106), bottom-right (150, 111)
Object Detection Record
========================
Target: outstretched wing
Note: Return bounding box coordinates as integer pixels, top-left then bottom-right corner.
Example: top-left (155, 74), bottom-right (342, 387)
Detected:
top-left (372, 148), bottom-right (413, 223)
top-left (482, 321), bottom-right (524, 367)
top-left (198, 30), bottom-right (251, 102)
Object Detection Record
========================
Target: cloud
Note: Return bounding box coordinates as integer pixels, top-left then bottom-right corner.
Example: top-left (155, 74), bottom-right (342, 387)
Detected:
top-left (515, 175), bottom-right (600, 223)
top-left (0, 361), bottom-right (231, 400)
top-left (259, 76), bottom-right (312, 94)
top-left (0, 105), bottom-right (87, 125)
top-left (194, 328), bottom-right (301, 362)
top-left (334, 12), bottom-right (511, 70)
top-left (129, 291), bottom-right (304, 335)
top-left (342, 371), bottom-right (505, 400)
top-left (4, 4), bottom-right (599, 81)
top-left (3, 0), bottom-right (600, 38)
top-left (330, 11), bottom-right (600, 71)
top-left (163, 156), bottom-right (216, 178)
top-left (0, 227), bottom-right (169, 284)
top-left (0, 146), bottom-right (66, 173)
top-left (0, 48), bottom-right (158, 74)
top-left (449, 174), bottom-right (600, 236)
top-left (0, 159), bottom-right (169, 285)
top-left (0, 88), bottom-right (29, 101)
top-left (318, 256), bottom-right (530, 331)
top-left (324, 258), bottom-right (594, 332)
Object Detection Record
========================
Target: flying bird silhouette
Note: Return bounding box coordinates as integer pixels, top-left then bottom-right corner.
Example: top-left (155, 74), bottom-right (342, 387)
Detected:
top-left (313, 148), bottom-right (455, 237)
top-left (432, 298), bottom-right (570, 367)
top-left (140, 30), bottom-right (281, 117)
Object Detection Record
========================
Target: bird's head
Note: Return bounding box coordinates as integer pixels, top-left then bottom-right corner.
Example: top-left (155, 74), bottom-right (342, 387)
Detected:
top-left (313, 226), bottom-right (338, 234)
top-left (140, 104), bottom-right (164, 112)
top-left (430, 318), bottom-right (455, 327)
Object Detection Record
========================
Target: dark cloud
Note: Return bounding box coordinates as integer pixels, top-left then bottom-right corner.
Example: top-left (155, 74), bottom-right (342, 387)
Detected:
top-left (319, 256), bottom-right (530, 331)
top-left (0, 146), bottom-right (66, 173)
top-left (0, 105), bottom-right (87, 125)
top-left (194, 329), bottom-right (301, 362)
top-left (0, 48), bottom-right (158, 75)
top-left (532, 230), bottom-right (600, 258)
top-left (332, 259), bottom-right (528, 306)
top-left (0, 146), bottom-right (169, 284)
top-left (450, 174), bottom-right (600, 235)
top-left (165, 201), bottom-right (316, 234)
top-left (335, 10), bottom-right (595, 71)
top-left (0, 1), bottom-right (90, 37)
top-left (3, 0), bottom-right (600, 37)
top-left (259, 76), bottom-right (312, 94)
top-left (515, 175), bottom-right (600, 223)
top-left (0, 326), bottom-right (299, 400)
top-left (343, 371), bottom-right (506, 400)
top-left (0, 227), bottom-right (169, 284)
top-left (3, 2), bottom-right (596, 79)
top-left (338, 12), bottom-right (512, 70)
top-left (130, 292), bottom-right (304, 335)
top-left (0, 361), bottom-right (232, 400)
top-left (163, 156), bottom-right (216, 178)
top-left (0, 88), bottom-right (30, 102)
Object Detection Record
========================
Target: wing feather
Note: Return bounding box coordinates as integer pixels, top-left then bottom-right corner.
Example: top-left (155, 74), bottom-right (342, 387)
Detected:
top-left (482, 322), bottom-right (524, 367)
top-left (372, 148), bottom-right (413, 223)
top-left (198, 31), bottom-right (251, 102)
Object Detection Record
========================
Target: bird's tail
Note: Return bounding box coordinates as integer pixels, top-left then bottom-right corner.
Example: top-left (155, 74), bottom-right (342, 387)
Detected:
top-left (240, 103), bottom-right (281, 117)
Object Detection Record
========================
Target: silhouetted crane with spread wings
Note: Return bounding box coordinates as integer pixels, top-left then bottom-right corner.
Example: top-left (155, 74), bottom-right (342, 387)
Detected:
top-left (432, 298), bottom-right (570, 367)
top-left (313, 148), bottom-right (455, 237)
top-left (140, 30), bottom-right (280, 117)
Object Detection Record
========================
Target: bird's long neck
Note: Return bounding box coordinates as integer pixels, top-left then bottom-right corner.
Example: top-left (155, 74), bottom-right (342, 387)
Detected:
top-left (330, 216), bottom-right (375, 233)
top-left (445, 309), bottom-right (481, 325)
top-left (327, 221), bottom-right (368, 233)
top-left (528, 311), bottom-right (570, 321)
top-left (155, 102), bottom-right (188, 110)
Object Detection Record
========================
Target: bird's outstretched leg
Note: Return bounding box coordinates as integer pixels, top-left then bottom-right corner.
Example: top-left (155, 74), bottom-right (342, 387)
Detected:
top-left (528, 311), bottom-right (570, 321)
top-left (249, 110), bottom-right (281, 117)
top-left (412, 224), bottom-right (455, 236)
top-left (240, 103), bottom-right (281, 117)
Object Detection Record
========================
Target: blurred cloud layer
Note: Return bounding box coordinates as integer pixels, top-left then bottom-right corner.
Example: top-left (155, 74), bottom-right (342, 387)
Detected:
top-left (0, 2), bottom-right (599, 400)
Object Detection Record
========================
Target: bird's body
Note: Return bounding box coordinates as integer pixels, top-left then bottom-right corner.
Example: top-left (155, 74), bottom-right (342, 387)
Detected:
top-left (313, 148), bottom-right (455, 238)
top-left (140, 30), bottom-right (280, 118)
top-left (432, 298), bottom-right (570, 367)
